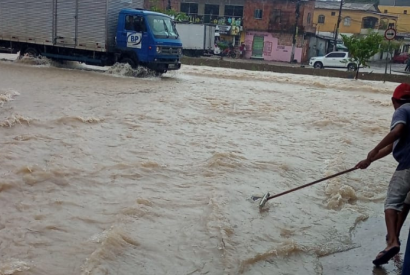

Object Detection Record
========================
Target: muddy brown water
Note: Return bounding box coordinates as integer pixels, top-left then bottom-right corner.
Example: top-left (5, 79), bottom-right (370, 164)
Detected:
top-left (0, 56), bottom-right (404, 274)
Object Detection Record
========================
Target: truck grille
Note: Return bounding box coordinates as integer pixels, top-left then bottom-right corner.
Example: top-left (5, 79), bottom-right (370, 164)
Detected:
top-left (161, 47), bottom-right (180, 55)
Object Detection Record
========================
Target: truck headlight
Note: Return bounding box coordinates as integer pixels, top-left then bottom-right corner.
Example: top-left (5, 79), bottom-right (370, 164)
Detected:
top-left (178, 48), bottom-right (182, 55)
top-left (156, 46), bottom-right (161, 53)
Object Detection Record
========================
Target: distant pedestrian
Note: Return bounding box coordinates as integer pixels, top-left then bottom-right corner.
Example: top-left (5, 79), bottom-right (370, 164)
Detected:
top-left (405, 58), bottom-right (410, 72)
top-left (239, 43), bottom-right (246, 58)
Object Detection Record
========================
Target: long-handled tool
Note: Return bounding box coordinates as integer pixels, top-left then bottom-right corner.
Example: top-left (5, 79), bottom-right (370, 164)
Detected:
top-left (252, 167), bottom-right (358, 208)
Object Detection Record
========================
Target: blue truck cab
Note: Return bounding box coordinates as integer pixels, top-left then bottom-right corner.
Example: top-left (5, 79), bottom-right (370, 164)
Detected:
top-left (116, 9), bottom-right (182, 73)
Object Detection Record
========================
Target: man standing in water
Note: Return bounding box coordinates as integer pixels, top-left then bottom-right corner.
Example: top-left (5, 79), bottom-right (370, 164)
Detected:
top-left (356, 83), bottom-right (410, 266)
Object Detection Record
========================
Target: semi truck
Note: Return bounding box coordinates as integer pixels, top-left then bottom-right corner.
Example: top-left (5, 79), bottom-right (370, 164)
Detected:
top-left (175, 23), bottom-right (215, 57)
top-left (0, 0), bottom-right (182, 74)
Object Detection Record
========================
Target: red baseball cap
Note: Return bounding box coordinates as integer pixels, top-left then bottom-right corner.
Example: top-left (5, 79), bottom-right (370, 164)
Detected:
top-left (393, 83), bottom-right (410, 100)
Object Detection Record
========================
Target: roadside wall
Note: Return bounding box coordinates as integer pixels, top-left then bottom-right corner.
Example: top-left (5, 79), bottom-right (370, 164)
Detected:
top-left (181, 56), bottom-right (410, 84)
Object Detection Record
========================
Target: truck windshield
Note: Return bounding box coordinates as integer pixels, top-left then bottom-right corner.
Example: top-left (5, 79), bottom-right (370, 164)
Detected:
top-left (146, 15), bottom-right (178, 39)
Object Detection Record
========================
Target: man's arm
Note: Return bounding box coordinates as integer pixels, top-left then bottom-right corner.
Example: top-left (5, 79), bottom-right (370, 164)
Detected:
top-left (371, 144), bottom-right (393, 162)
top-left (356, 144), bottom-right (392, 169)
top-left (356, 123), bottom-right (405, 169)
top-left (368, 123), bottom-right (405, 160)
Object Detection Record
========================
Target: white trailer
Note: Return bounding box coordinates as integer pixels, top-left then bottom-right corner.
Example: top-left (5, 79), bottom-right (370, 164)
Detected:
top-left (0, 0), bottom-right (143, 52)
top-left (175, 23), bottom-right (215, 57)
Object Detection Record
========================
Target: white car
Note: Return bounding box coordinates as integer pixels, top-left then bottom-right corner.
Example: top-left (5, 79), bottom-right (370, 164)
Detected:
top-left (309, 51), bottom-right (358, 71)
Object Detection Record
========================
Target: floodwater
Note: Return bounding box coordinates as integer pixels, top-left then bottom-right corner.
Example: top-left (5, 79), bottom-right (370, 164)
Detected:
top-left (0, 55), bottom-right (404, 275)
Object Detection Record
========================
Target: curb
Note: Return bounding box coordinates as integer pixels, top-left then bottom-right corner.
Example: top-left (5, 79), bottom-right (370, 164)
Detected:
top-left (181, 57), bottom-right (410, 84)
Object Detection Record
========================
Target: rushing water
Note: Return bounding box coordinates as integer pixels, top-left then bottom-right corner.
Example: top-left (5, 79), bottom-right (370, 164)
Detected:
top-left (0, 56), bottom-right (402, 275)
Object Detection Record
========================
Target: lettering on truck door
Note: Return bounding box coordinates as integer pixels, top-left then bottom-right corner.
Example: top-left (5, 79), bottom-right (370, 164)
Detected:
top-left (127, 33), bottom-right (142, 49)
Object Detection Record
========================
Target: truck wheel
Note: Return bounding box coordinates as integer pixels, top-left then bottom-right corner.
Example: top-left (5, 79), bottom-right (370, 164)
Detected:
top-left (23, 47), bottom-right (39, 58)
top-left (119, 58), bottom-right (137, 69)
top-left (314, 62), bottom-right (323, 69)
top-left (347, 63), bottom-right (357, 71)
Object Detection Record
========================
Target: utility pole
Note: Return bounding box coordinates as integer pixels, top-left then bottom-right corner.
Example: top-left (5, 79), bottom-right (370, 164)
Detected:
top-left (290, 0), bottom-right (301, 63)
top-left (333, 0), bottom-right (343, 51)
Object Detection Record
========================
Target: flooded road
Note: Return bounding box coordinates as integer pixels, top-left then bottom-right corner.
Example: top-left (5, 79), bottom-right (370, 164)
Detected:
top-left (0, 57), bottom-right (403, 275)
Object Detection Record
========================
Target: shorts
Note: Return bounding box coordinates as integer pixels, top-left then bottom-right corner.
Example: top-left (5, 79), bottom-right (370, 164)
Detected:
top-left (384, 169), bottom-right (410, 211)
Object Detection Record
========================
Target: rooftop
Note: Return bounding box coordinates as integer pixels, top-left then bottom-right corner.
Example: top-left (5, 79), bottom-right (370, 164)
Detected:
top-left (315, 1), bottom-right (377, 12)
top-left (379, 0), bottom-right (410, 6)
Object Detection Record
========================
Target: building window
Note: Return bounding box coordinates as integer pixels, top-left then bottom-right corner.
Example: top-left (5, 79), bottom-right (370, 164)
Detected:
top-left (362, 17), bottom-right (378, 29)
top-left (307, 13), bottom-right (311, 24)
top-left (254, 9), bottom-right (263, 19)
top-left (221, 5), bottom-right (243, 26)
top-left (272, 9), bottom-right (281, 23)
top-left (225, 5), bottom-right (244, 17)
top-left (405, 10), bottom-right (408, 14)
top-left (384, 10), bottom-right (388, 13)
top-left (204, 4), bottom-right (219, 23)
top-left (331, 12), bottom-right (336, 16)
top-left (318, 15), bottom-right (325, 23)
top-left (180, 3), bottom-right (198, 16)
top-left (344, 17), bottom-right (351, 26)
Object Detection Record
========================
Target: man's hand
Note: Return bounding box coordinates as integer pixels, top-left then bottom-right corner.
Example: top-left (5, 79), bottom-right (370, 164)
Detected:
top-left (355, 159), bottom-right (372, 169)
top-left (356, 148), bottom-right (378, 169)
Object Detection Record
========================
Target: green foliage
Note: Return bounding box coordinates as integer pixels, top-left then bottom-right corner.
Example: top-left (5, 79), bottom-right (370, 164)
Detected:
top-left (147, 0), bottom-right (189, 22)
top-left (341, 31), bottom-right (383, 79)
top-left (379, 20), bottom-right (388, 30)
top-left (217, 42), bottom-right (229, 51)
top-left (380, 40), bottom-right (402, 53)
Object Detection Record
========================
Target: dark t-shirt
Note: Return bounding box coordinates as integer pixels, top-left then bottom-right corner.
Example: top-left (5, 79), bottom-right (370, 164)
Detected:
top-left (391, 103), bottom-right (410, 170)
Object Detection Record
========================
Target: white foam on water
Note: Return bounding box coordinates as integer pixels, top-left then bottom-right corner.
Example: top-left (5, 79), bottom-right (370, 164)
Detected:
top-left (0, 89), bottom-right (20, 107)
top-left (0, 260), bottom-right (30, 275)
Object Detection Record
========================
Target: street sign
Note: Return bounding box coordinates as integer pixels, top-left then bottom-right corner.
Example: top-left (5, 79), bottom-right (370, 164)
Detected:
top-left (384, 28), bottom-right (396, 40)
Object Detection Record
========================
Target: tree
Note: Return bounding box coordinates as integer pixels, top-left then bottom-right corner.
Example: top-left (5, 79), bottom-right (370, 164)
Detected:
top-left (147, 0), bottom-right (189, 22)
top-left (379, 39), bottom-right (402, 59)
top-left (341, 31), bottom-right (383, 79)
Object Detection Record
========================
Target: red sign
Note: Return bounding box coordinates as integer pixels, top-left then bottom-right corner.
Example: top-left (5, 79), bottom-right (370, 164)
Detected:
top-left (384, 28), bottom-right (396, 40)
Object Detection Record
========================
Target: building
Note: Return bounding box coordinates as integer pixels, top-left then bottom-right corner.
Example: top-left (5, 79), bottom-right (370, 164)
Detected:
top-left (144, 0), bottom-right (180, 11)
top-left (379, 0), bottom-right (410, 34)
top-left (379, 0), bottom-right (410, 52)
top-left (243, 0), bottom-right (316, 63)
top-left (313, 1), bottom-right (397, 38)
top-left (145, 0), bottom-right (246, 45)
top-left (180, 0), bottom-right (246, 45)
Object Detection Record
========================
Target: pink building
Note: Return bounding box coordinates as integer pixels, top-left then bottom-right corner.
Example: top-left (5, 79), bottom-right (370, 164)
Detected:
top-left (243, 0), bottom-right (316, 63)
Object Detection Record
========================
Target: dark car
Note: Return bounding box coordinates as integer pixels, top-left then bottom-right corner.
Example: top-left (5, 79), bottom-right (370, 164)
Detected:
top-left (392, 52), bottom-right (409, 64)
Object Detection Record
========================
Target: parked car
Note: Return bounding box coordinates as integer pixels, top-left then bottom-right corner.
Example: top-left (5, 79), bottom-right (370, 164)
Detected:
top-left (392, 52), bottom-right (409, 64)
top-left (309, 52), bottom-right (358, 71)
